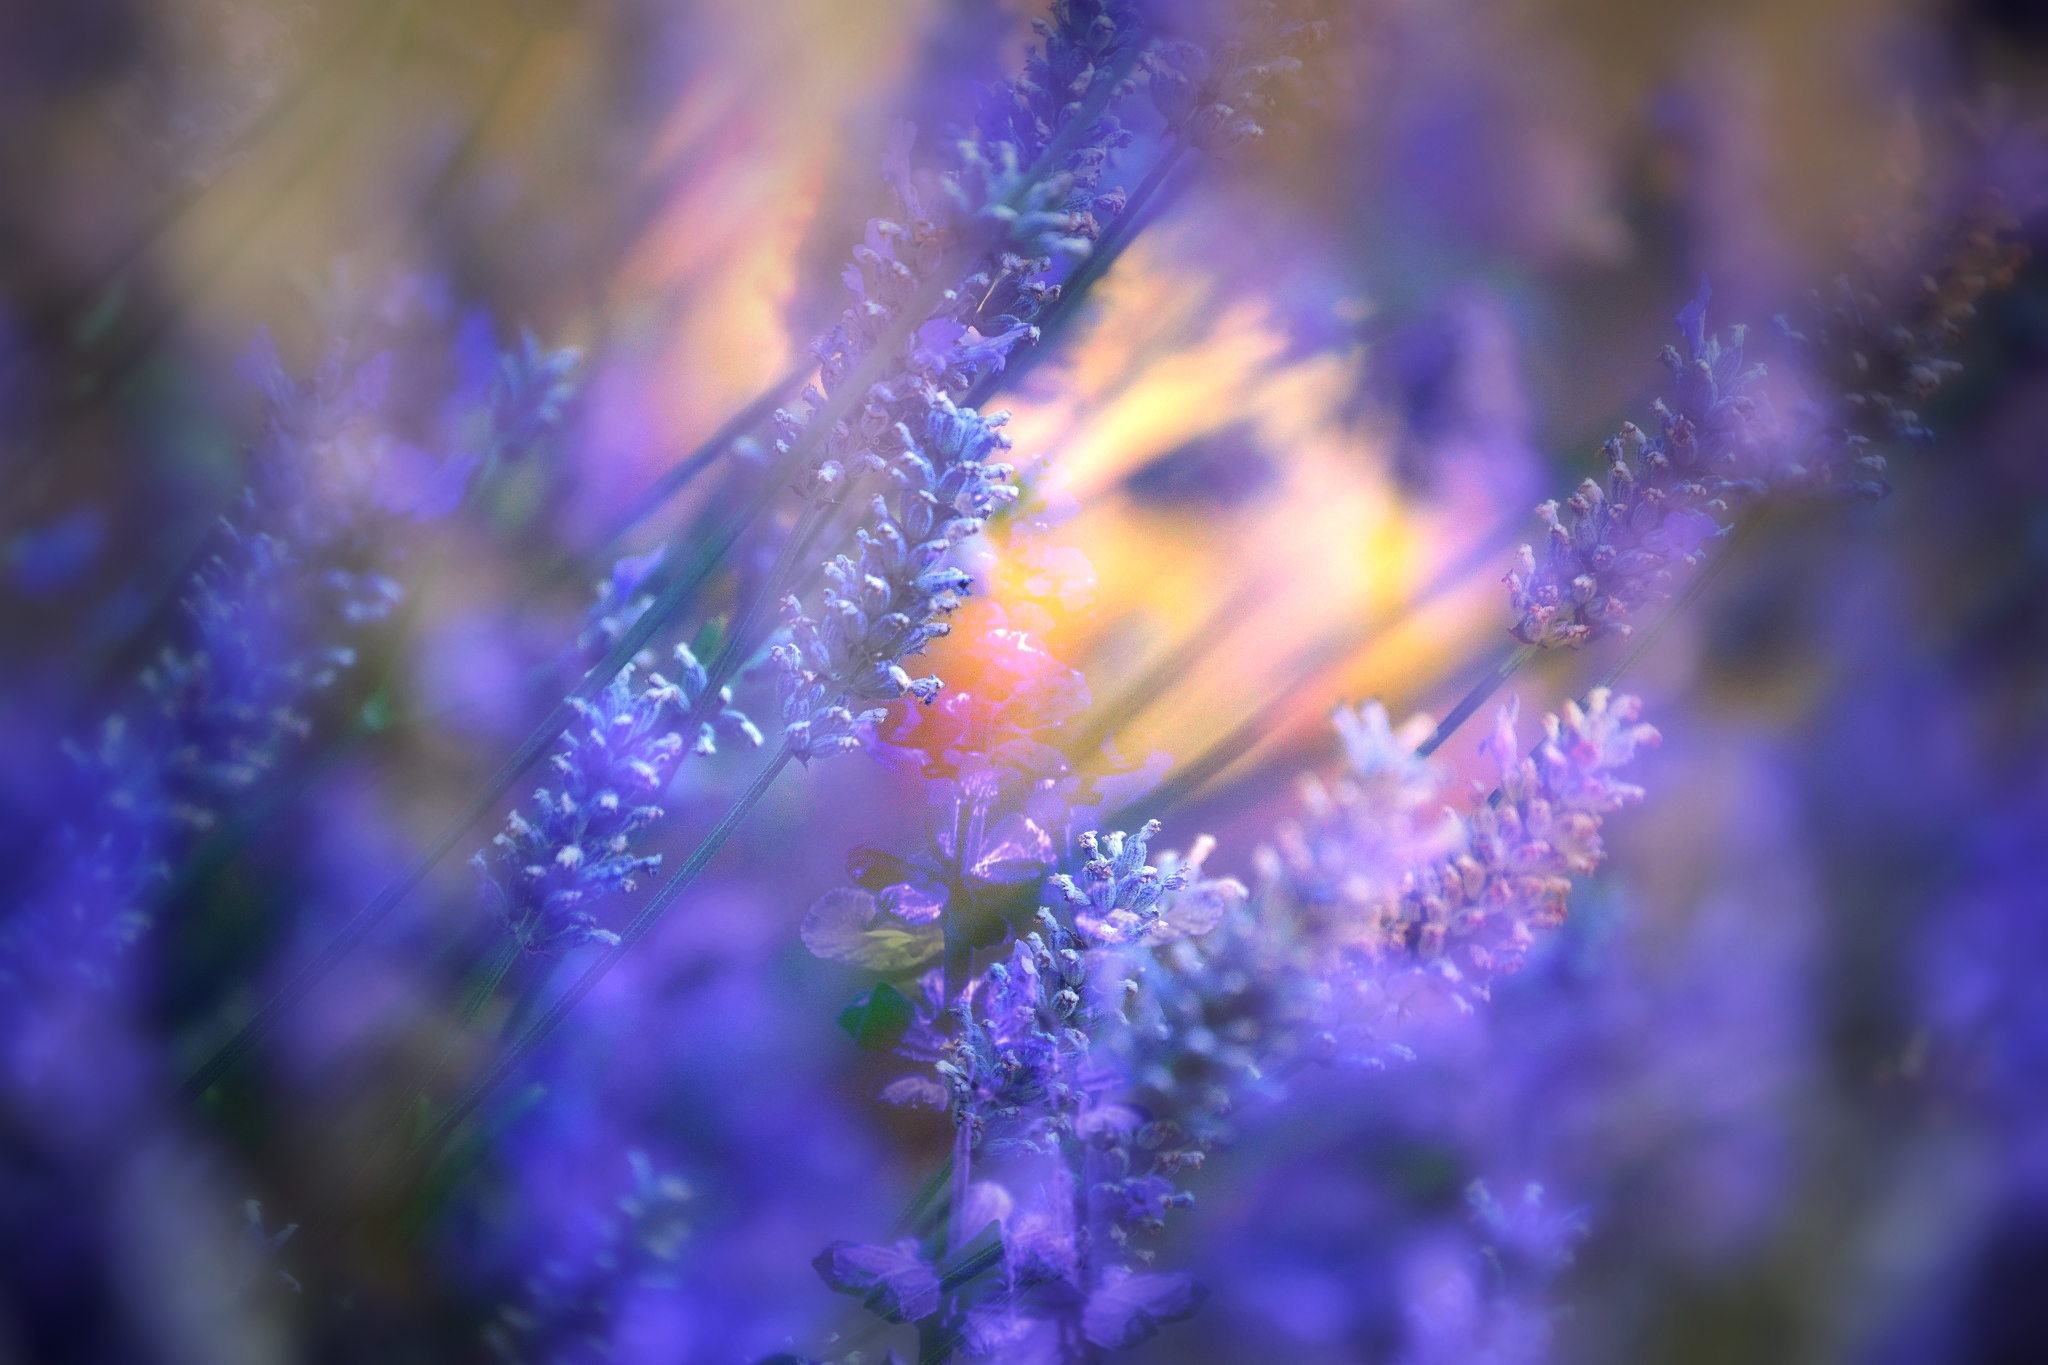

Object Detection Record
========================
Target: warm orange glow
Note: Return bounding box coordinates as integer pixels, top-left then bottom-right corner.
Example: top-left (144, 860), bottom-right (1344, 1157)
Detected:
top-left (981, 224), bottom-right (1511, 792)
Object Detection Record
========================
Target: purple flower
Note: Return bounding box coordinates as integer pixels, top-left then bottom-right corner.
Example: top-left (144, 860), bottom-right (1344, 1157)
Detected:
top-left (477, 647), bottom-right (760, 953)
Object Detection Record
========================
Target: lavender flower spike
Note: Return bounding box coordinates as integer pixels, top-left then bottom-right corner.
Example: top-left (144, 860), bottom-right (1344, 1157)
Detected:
top-left (476, 645), bottom-right (760, 953)
top-left (4, 344), bottom-right (413, 979)
top-left (1510, 204), bottom-right (2023, 649)
top-left (1047, 820), bottom-right (1194, 946)
top-left (1391, 688), bottom-right (1658, 998)
top-left (1174, 691), bottom-right (1661, 1076)
top-left (770, 3), bottom-right (1145, 761)
top-left (774, 396), bottom-right (1019, 763)
top-left (1506, 280), bottom-right (1759, 649)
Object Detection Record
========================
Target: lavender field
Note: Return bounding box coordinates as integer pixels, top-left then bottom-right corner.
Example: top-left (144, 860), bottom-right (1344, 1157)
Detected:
top-left (2, 2), bottom-right (2045, 1362)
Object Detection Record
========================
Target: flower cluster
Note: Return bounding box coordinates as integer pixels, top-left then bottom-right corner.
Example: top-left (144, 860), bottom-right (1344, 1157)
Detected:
top-left (1145, 4), bottom-right (1325, 155)
top-left (1773, 190), bottom-right (2026, 484)
top-left (1507, 195), bottom-right (2022, 648)
top-left (486, 1150), bottom-right (696, 1365)
top-left (482, 327), bottom-right (584, 475)
top-left (770, 2), bottom-right (1148, 762)
top-left (811, 819), bottom-right (1238, 1361)
top-left (477, 645), bottom-right (759, 953)
top-left (1504, 284), bottom-right (1771, 648)
top-left (774, 400), bottom-right (1019, 763)
top-left (4, 338), bottom-right (503, 980)
top-left (980, 0), bottom-right (1142, 228)
top-left (578, 547), bottom-right (667, 660)
top-left (797, 547), bottom-right (1655, 1360)
top-left (1127, 689), bottom-right (1657, 1124)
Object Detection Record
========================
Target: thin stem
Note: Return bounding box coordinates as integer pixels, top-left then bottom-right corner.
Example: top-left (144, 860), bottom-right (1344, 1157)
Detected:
top-left (1063, 577), bottom-right (1269, 762)
top-left (330, 929), bottom-right (525, 1228)
top-left (690, 485), bottom-right (837, 719)
top-left (1099, 626), bottom-right (1360, 830)
top-left (1094, 504), bottom-right (1530, 827)
top-left (369, 16), bottom-right (542, 286)
top-left (549, 362), bottom-right (811, 584)
top-left (947, 1119), bottom-right (972, 1257)
top-left (896, 1155), bottom-right (957, 1237)
top-left (1414, 642), bottom-right (1538, 759)
top-left (453, 932), bottom-right (525, 1029)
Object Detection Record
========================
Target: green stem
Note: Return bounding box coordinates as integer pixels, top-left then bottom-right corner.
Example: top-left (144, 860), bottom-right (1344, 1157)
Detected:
top-left (1096, 505), bottom-right (1532, 828)
top-left (454, 932), bottom-right (525, 1029)
top-left (1062, 576), bottom-right (1268, 762)
top-left (330, 929), bottom-right (524, 1222)
top-left (1414, 642), bottom-right (1539, 759)
top-left (545, 361), bottom-right (811, 587)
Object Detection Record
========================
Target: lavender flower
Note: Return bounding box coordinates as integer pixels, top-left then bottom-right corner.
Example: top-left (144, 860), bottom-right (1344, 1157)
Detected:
top-left (769, 1), bottom-right (1149, 762)
top-left (984, 1), bottom-right (1143, 204)
top-left (477, 646), bottom-right (760, 953)
top-left (1145, 4), bottom-right (1325, 155)
top-left (801, 611), bottom-right (1651, 1359)
top-left (1390, 1182), bottom-right (1586, 1365)
top-left (1507, 199), bottom-right (2023, 648)
top-left (487, 1150), bottom-right (696, 1364)
top-left (1778, 190), bottom-right (2027, 462)
top-left (812, 820), bottom-right (1241, 1359)
top-left (1116, 688), bottom-right (1656, 1141)
top-left (4, 344), bottom-right (414, 977)
top-left (578, 547), bottom-right (667, 659)
top-left (773, 399), bottom-right (1018, 764)
top-left (485, 328), bottom-right (584, 472)
top-left (1504, 283), bottom-right (1769, 648)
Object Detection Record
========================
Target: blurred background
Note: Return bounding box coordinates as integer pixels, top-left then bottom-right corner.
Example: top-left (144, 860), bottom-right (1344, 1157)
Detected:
top-left (2, 0), bottom-right (2047, 1361)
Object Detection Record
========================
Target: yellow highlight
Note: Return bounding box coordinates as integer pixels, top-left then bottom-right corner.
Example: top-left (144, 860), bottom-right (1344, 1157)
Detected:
top-left (989, 224), bottom-right (1507, 791)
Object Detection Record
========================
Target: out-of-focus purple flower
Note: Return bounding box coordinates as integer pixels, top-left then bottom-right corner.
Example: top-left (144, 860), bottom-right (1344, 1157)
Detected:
top-left (806, 803), bottom-right (1237, 1357)
top-left (1144, 4), bottom-right (1324, 155)
top-left (1921, 770), bottom-right (2048, 1196)
top-left (1226, 690), bottom-right (1658, 1067)
top-left (485, 1150), bottom-right (695, 1364)
top-left (1371, 287), bottom-right (1542, 510)
top-left (6, 504), bottom-right (105, 597)
top-left (461, 875), bottom-right (899, 1363)
top-left (1509, 194), bottom-right (2027, 649)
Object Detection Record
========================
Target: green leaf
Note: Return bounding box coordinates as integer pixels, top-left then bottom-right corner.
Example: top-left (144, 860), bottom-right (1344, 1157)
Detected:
top-left (802, 887), bottom-right (942, 970)
top-left (837, 982), bottom-right (916, 1051)
top-left (690, 614), bottom-right (727, 663)
top-left (359, 689), bottom-right (397, 733)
